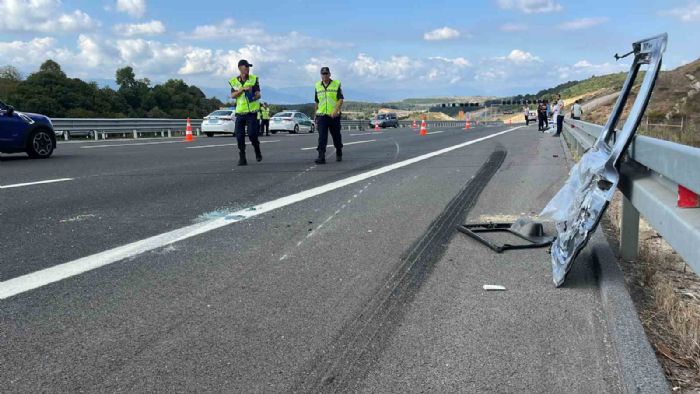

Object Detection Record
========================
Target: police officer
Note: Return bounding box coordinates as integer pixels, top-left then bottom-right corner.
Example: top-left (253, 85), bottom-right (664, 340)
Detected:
top-left (314, 67), bottom-right (344, 164)
top-left (229, 59), bottom-right (262, 166)
top-left (258, 102), bottom-right (271, 136)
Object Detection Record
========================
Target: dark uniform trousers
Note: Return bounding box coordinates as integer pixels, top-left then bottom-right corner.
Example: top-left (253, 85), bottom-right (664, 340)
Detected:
top-left (316, 115), bottom-right (343, 154)
top-left (235, 112), bottom-right (260, 152)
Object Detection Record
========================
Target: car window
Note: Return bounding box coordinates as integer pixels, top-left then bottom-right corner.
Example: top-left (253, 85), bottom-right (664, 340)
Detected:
top-left (275, 112), bottom-right (293, 117)
top-left (377, 114), bottom-right (387, 119)
top-left (209, 110), bottom-right (233, 117)
top-left (294, 113), bottom-right (303, 119)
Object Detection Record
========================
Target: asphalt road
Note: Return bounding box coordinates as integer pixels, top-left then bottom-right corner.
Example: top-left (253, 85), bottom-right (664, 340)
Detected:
top-left (0, 124), bottom-right (623, 392)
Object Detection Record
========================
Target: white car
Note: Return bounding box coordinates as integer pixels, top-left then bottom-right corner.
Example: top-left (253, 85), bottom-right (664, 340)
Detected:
top-left (270, 111), bottom-right (315, 134)
top-left (202, 109), bottom-right (235, 137)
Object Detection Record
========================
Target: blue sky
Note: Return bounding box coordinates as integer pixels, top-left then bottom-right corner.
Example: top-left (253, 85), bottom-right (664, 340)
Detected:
top-left (1, 0), bottom-right (699, 102)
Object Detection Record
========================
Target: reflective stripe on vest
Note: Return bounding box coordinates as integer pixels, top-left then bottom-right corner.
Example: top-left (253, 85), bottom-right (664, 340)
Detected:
top-left (316, 80), bottom-right (340, 115)
top-left (229, 74), bottom-right (260, 114)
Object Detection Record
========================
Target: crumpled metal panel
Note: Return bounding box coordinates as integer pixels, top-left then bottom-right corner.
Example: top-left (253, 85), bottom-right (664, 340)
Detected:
top-left (541, 33), bottom-right (667, 287)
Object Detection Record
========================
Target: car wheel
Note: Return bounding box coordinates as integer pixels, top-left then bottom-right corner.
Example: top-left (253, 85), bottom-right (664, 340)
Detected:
top-left (27, 128), bottom-right (55, 159)
top-left (206, 132), bottom-right (214, 137)
top-left (271, 130), bottom-right (277, 134)
top-left (292, 125), bottom-right (299, 134)
top-left (309, 124), bottom-right (315, 133)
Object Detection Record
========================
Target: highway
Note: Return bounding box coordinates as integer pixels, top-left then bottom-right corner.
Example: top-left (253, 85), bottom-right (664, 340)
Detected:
top-left (1, 124), bottom-right (626, 392)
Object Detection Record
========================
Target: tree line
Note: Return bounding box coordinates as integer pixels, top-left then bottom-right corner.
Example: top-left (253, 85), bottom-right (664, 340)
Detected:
top-left (0, 60), bottom-right (224, 118)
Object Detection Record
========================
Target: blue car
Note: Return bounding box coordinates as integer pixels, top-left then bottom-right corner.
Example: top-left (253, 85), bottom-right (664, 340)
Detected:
top-left (0, 100), bottom-right (56, 158)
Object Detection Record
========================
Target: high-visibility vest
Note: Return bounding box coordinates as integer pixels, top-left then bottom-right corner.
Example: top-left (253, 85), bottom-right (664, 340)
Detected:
top-left (315, 80), bottom-right (341, 115)
top-left (229, 74), bottom-right (260, 114)
top-left (262, 107), bottom-right (270, 120)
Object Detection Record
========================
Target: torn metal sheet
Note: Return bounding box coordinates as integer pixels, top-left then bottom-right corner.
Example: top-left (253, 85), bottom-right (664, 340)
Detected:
top-left (457, 218), bottom-right (554, 253)
top-left (540, 33), bottom-right (667, 287)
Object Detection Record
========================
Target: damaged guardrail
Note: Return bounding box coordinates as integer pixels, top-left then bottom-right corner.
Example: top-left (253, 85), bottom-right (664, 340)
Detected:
top-left (562, 118), bottom-right (700, 277)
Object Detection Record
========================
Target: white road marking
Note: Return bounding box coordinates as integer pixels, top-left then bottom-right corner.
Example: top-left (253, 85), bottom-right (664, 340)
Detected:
top-left (0, 178), bottom-right (74, 189)
top-left (301, 139), bottom-right (376, 151)
top-left (426, 131), bottom-right (445, 135)
top-left (81, 140), bottom-right (184, 149)
top-left (350, 132), bottom-right (382, 136)
top-left (0, 126), bottom-right (523, 300)
top-left (186, 140), bottom-right (280, 149)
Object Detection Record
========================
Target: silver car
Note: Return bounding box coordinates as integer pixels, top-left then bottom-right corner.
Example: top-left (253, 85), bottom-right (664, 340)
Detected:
top-left (270, 111), bottom-right (315, 134)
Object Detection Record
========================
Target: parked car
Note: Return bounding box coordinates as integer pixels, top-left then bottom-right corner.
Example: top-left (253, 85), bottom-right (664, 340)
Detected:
top-left (369, 113), bottom-right (398, 128)
top-left (202, 109), bottom-right (236, 137)
top-left (55, 129), bottom-right (95, 140)
top-left (0, 100), bottom-right (56, 158)
top-left (270, 111), bottom-right (315, 134)
top-left (528, 110), bottom-right (537, 122)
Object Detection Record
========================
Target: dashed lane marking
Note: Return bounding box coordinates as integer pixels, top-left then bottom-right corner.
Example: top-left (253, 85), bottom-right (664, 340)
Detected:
top-left (0, 178), bottom-right (74, 189)
top-left (186, 140), bottom-right (280, 149)
top-left (301, 139), bottom-right (376, 151)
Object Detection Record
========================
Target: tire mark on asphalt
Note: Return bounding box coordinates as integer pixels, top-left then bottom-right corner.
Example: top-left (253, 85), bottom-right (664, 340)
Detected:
top-left (291, 149), bottom-right (507, 393)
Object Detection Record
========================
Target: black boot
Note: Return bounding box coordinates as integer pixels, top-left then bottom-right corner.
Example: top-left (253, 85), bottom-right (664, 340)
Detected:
top-left (254, 145), bottom-right (262, 162)
top-left (315, 152), bottom-right (326, 164)
top-left (238, 151), bottom-right (247, 166)
top-left (336, 149), bottom-right (342, 162)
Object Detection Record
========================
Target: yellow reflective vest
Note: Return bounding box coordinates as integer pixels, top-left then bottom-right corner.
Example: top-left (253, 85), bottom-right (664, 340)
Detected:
top-left (315, 80), bottom-right (341, 116)
top-left (229, 74), bottom-right (260, 114)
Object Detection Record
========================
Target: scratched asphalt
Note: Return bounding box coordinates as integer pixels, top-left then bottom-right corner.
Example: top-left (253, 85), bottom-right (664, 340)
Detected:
top-left (0, 124), bottom-right (623, 392)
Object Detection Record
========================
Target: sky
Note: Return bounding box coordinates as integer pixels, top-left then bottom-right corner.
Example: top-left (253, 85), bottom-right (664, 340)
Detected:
top-left (1, 0), bottom-right (699, 102)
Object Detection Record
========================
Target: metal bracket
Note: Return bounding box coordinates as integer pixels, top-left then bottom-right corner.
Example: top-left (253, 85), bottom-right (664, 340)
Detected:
top-left (457, 219), bottom-right (554, 253)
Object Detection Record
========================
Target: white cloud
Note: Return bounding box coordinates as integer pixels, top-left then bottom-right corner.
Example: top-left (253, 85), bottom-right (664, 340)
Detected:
top-left (114, 20), bottom-right (166, 37)
top-left (188, 18), bottom-right (263, 40)
top-left (0, 37), bottom-right (72, 67)
top-left (557, 17), bottom-right (609, 30)
top-left (557, 60), bottom-right (629, 79)
top-left (497, 0), bottom-right (562, 13)
top-left (499, 49), bottom-right (541, 64)
top-left (423, 27), bottom-right (461, 41)
top-left (116, 0), bottom-right (146, 18)
top-left (660, 2), bottom-right (700, 22)
top-left (500, 23), bottom-right (528, 32)
top-left (0, 0), bottom-right (98, 33)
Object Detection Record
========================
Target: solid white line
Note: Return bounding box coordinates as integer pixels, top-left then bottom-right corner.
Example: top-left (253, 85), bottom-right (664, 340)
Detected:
top-left (81, 141), bottom-right (184, 149)
top-left (426, 131), bottom-right (445, 135)
top-left (186, 140), bottom-right (280, 149)
top-left (350, 132), bottom-right (382, 136)
top-left (301, 139), bottom-right (376, 151)
top-left (0, 126), bottom-right (523, 300)
top-left (0, 178), bottom-right (74, 189)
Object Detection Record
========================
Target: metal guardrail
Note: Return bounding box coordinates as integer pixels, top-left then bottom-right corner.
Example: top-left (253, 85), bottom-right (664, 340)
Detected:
top-left (53, 118), bottom-right (204, 140)
top-left (562, 118), bottom-right (700, 274)
top-left (52, 118), bottom-right (498, 140)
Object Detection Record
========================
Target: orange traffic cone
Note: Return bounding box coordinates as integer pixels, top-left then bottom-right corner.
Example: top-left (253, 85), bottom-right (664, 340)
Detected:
top-left (509, 118), bottom-right (512, 126)
top-left (412, 119), bottom-right (417, 129)
top-left (464, 113), bottom-right (471, 130)
top-left (420, 119), bottom-right (427, 136)
top-left (374, 122), bottom-right (381, 132)
top-left (185, 118), bottom-right (194, 142)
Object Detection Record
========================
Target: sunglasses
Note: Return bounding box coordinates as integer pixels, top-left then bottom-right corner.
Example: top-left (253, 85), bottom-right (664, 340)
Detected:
top-left (321, 72), bottom-right (330, 75)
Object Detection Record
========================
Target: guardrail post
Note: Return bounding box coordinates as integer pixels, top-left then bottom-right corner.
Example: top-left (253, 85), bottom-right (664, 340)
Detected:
top-left (168, 129), bottom-right (172, 138)
top-left (94, 131), bottom-right (99, 141)
top-left (196, 127), bottom-right (201, 136)
top-left (620, 194), bottom-right (640, 261)
top-left (133, 129), bottom-right (138, 139)
top-left (64, 132), bottom-right (69, 141)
